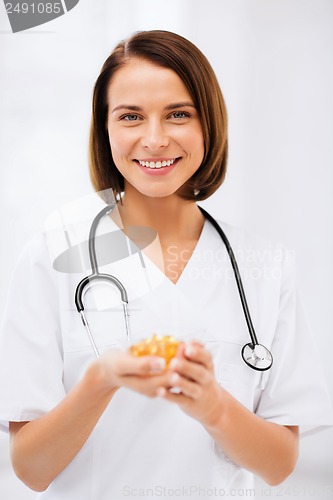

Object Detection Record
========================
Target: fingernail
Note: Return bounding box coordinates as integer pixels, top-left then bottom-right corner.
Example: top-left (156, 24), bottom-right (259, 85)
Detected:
top-left (171, 373), bottom-right (179, 385)
top-left (169, 358), bottom-right (179, 369)
top-left (185, 346), bottom-right (195, 357)
top-left (149, 357), bottom-right (166, 371)
top-left (157, 387), bottom-right (166, 397)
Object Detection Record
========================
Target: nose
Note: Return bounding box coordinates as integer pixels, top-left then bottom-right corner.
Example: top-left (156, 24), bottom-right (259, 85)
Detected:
top-left (141, 119), bottom-right (169, 151)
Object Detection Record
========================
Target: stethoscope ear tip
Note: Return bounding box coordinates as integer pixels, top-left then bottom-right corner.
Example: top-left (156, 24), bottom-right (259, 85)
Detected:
top-left (241, 343), bottom-right (273, 371)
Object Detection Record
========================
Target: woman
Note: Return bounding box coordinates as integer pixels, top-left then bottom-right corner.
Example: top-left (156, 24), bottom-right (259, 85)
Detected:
top-left (0, 30), bottom-right (332, 499)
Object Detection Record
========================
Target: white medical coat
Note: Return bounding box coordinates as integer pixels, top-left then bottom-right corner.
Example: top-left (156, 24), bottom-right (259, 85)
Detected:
top-left (0, 205), bottom-right (332, 499)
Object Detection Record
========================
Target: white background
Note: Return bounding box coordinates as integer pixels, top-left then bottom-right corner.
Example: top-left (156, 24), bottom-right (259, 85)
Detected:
top-left (0, 0), bottom-right (332, 498)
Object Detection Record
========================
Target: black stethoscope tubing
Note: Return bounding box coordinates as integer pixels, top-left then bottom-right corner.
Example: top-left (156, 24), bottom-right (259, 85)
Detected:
top-left (75, 202), bottom-right (128, 310)
top-left (198, 206), bottom-right (259, 345)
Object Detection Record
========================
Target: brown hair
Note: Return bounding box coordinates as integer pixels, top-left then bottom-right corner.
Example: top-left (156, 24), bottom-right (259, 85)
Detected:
top-left (89, 30), bottom-right (228, 201)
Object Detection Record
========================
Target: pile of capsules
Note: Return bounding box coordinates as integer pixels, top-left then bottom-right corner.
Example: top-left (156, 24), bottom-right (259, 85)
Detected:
top-left (130, 334), bottom-right (181, 367)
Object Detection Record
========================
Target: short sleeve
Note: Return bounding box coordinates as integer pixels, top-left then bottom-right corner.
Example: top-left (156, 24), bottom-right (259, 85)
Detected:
top-left (255, 250), bottom-right (333, 434)
top-left (0, 233), bottom-right (65, 433)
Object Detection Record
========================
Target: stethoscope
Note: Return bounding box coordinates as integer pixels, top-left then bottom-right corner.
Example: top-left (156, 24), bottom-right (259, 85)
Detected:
top-left (75, 204), bottom-right (273, 371)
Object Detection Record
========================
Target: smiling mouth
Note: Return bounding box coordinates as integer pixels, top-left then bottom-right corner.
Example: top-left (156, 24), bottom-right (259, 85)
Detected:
top-left (135, 158), bottom-right (180, 169)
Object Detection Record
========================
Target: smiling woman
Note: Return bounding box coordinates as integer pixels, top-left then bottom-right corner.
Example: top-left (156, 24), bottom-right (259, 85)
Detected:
top-left (0, 29), bottom-right (332, 500)
top-left (106, 58), bottom-right (205, 197)
top-left (89, 30), bottom-right (228, 202)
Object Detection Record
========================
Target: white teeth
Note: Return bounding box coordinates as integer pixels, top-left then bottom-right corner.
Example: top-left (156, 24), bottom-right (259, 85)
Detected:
top-left (138, 159), bottom-right (176, 169)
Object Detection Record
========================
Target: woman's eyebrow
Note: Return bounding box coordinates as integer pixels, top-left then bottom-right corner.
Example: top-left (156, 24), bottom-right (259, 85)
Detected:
top-left (111, 105), bottom-right (141, 113)
top-left (164, 102), bottom-right (196, 110)
top-left (111, 102), bottom-right (196, 113)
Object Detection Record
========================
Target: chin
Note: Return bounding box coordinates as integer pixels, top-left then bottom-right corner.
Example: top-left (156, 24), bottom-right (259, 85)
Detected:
top-left (136, 186), bottom-right (181, 199)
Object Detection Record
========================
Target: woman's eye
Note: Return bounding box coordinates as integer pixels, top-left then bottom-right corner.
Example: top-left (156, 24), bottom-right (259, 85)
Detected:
top-left (121, 114), bottom-right (139, 121)
top-left (170, 111), bottom-right (189, 119)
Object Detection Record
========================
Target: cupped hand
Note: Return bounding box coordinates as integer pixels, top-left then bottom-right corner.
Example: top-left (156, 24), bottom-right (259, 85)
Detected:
top-left (93, 349), bottom-right (169, 397)
top-left (158, 341), bottom-right (225, 426)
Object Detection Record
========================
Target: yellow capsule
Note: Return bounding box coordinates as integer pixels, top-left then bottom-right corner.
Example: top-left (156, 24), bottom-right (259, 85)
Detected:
top-left (129, 334), bottom-right (181, 367)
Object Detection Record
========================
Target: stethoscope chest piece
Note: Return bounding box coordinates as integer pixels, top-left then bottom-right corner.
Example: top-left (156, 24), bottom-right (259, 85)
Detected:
top-left (241, 343), bottom-right (273, 371)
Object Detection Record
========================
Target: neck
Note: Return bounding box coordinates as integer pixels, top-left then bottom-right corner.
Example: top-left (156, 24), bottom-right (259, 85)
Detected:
top-left (112, 187), bottom-right (205, 243)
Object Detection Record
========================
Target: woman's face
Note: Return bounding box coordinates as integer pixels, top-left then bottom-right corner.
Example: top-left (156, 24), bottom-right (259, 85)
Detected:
top-left (106, 58), bottom-right (204, 199)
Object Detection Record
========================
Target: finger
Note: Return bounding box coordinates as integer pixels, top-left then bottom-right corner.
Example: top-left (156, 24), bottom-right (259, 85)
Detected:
top-left (169, 356), bottom-right (210, 385)
top-left (157, 387), bottom-right (189, 405)
top-left (183, 342), bottom-right (213, 370)
top-left (103, 350), bottom-right (166, 376)
top-left (123, 355), bottom-right (166, 375)
top-left (122, 372), bottom-right (170, 397)
top-left (175, 340), bottom-right (203, 358)
top-left (167, 372), bottom-right (202, 399)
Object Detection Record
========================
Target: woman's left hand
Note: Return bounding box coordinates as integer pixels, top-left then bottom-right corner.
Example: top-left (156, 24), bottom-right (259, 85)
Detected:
top-left (158, 341), bottom-right (225, 426)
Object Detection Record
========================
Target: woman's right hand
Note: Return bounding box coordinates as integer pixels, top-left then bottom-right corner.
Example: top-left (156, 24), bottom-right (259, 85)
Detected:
top-left (93, 349), bottom-right (169, 397)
